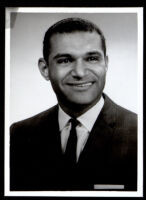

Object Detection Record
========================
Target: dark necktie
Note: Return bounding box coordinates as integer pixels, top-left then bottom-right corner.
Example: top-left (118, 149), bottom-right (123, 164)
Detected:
top-left (65, 118), bottom-right (79, 166)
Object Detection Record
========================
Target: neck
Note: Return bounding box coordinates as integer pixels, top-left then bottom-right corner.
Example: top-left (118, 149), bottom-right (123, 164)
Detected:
top-left (59, 98), bottom-right (101, 118)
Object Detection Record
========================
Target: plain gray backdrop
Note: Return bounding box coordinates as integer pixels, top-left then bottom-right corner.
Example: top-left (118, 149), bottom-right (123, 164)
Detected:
top-left (10, 13), bottom-right (138, 124)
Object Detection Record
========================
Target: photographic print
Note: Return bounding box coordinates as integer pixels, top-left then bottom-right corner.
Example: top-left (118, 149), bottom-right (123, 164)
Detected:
top-left (5, 7), bottom-right (143, 197)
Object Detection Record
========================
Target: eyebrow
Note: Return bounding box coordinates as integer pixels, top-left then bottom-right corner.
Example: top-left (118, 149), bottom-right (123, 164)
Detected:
top-left (53, 54), bottom-right (72, 60)
top-left (86, 51), bottom-right (102, 56)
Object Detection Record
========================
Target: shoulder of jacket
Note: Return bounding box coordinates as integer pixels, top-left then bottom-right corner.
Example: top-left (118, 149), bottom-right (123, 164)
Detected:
top-left (103, 93), bottom-right (137, 121)
top-left (10, 105), bottom-right (58, 133)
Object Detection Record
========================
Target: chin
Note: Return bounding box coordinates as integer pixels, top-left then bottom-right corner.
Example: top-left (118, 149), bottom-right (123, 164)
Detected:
top-left (68, 93), bottom-right (101, 104)
top-left (57, 91), bottom-right (102, 108)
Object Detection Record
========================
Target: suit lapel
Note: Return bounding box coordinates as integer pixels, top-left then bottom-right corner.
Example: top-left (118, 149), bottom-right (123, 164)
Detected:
top-left (41, 105), bottom-right (63, 158)
top-left (78, 94), bottom-right (116, 166)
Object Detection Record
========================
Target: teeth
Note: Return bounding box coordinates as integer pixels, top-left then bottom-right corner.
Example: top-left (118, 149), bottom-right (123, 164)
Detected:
top-left (74, 83), bottom-right (92, 87)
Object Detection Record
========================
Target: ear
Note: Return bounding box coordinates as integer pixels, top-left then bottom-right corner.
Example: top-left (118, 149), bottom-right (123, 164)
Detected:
top-left (38, 58), bottom-right (49, 80)
top-left (105, 55), bottom-right (108, 72)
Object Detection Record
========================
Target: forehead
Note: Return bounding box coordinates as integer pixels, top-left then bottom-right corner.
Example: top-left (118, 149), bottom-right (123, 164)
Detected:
top-left (49, 31), bottom-right (103, 55)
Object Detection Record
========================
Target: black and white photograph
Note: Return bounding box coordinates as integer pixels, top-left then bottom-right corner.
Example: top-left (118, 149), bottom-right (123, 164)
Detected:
top-left (5, 7), bottom-right (143, 197)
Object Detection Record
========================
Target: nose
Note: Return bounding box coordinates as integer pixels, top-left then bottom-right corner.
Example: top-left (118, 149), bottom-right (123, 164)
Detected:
top-left (71, 59), bottom-right (87, 78)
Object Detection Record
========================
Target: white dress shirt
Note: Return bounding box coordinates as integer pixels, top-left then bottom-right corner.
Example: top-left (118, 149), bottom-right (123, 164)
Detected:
top-left (58, 96), bottom-right (104, 161)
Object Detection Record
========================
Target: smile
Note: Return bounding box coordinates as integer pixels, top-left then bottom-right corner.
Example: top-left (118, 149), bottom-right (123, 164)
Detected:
top-left (67, 82), bottom-right (94, 88)
top-left (73, 82), bottom-right (92, 87)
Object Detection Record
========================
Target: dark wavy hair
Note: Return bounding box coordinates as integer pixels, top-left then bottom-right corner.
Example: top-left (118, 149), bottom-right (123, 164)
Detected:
top-left (43, 18), bottom-right (106, 63)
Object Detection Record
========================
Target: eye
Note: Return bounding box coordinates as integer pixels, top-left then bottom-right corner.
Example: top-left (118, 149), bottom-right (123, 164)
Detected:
top-left (86, 56), bottom-right (100, 62)
top-left (57, 57), bottom-right (73, 64)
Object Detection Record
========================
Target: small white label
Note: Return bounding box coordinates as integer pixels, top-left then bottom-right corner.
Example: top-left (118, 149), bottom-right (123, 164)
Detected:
top-left (94, 184), bottom-right (125, 190)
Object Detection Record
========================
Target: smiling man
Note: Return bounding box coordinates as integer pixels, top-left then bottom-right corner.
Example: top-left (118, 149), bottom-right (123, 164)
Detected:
top-left (10, 18), bottom-right (137, 191)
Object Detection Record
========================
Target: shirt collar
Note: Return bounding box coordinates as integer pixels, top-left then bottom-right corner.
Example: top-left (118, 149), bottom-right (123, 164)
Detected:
top-left (58, 106), bottom-right (70, 131)
top-left (58, 96), bottom-right (104, 132)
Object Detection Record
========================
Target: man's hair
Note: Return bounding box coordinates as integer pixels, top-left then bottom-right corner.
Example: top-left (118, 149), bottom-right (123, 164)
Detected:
top-left (43, 17), bottom-right (106, 63)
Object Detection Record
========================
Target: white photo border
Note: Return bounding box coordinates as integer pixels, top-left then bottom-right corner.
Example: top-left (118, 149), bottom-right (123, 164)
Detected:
top-left (5, 7), bottom-right (143, 197)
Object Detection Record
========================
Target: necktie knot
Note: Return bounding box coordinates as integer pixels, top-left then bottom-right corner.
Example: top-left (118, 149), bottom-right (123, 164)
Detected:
top-left (69, 118), bottom-right (79, 129)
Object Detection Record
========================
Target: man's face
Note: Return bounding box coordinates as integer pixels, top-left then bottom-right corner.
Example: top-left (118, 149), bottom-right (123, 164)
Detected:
top-left (47, 31), bottom-right (108, 108)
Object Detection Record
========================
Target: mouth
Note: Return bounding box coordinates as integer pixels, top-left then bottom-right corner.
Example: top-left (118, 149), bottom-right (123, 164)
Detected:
top-left (66, 81), bottom-right (94, 89)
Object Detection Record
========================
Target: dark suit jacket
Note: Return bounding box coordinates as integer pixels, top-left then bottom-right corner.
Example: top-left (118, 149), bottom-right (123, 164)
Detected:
top-left (10, 94), bottom-right (137, 191)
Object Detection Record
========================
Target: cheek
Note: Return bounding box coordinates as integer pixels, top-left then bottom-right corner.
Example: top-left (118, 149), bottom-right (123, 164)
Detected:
top-left (90, 67), bottom-right (107, 79)
top-left (49, 66), bottom-right (70, 83)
